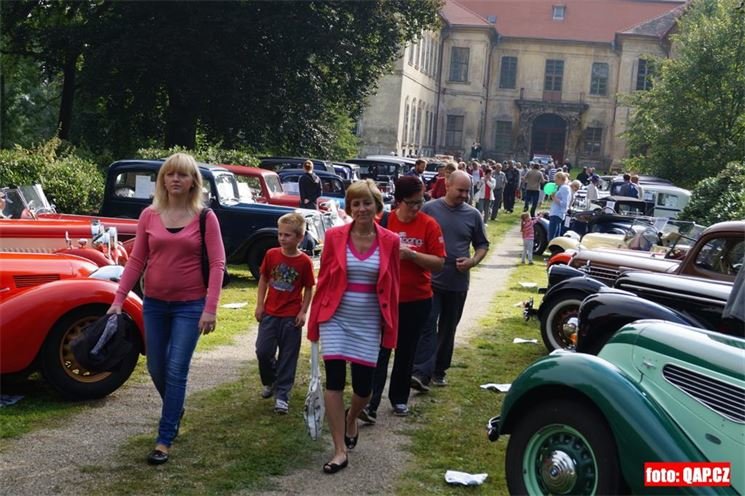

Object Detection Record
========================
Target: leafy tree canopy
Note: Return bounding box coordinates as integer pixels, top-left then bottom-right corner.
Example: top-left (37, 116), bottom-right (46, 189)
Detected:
top-left (623, 0), bottom-right (745, 188)
top-left (1, 1), bottom-right (441, 159)
top-left (678, 161), bottom-right (745, 225)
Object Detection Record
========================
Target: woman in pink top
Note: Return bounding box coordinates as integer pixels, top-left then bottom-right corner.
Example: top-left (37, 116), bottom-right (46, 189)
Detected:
top-left (107, 153), bottom-right (225, 465)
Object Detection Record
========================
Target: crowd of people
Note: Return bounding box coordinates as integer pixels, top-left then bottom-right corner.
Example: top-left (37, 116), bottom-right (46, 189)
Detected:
top-left (112, 152), bottom-right (593, 471)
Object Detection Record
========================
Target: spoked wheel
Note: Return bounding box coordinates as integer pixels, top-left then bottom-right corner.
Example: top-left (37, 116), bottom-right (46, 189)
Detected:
top-left (506, 399), bottom-right (623, 495)
top-left (540, 291), bottom-right (584, 351)
top-left (40, 307), bottom-right (139, 400)
top-left (534, 224), bottom-right (548, 256)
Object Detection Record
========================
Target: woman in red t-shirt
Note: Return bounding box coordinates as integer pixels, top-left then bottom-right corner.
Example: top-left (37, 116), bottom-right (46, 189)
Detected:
top-left (362, 176), bottom-right (446, 421)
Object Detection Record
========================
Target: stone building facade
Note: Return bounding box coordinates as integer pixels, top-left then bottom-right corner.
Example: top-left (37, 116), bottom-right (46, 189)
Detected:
top-left (357, 0), bottom-right (685, 170)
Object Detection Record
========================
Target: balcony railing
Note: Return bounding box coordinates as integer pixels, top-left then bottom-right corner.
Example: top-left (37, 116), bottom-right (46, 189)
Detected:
top-left (518, 87), bottom-right (587, 104)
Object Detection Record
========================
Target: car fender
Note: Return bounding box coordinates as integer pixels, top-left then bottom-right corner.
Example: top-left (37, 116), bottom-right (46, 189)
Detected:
top-left (228, 227), bottom-right (279, 262)
top-left (0, 279), bottom-right (144, 374)
top-left (499, 352), bottom-right (713, 494)
top-left (576, 291), bottom-right (700, 355)
top-left (539, 275), bottom-right (607, 318)
top-left (546, 251), bottom-right (575, 269)
top-left (548, 235), bottom-right (581, 253)
top-left (54, 247), bottom-right (113, 267)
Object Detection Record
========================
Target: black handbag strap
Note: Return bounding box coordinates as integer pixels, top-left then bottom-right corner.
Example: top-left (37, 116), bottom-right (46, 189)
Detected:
top-left (200, 208), bottom-right (210, 286)
top-left (199, 208), bottom-right (209, 259)
top-left (379, 210), bottom-right (389, 229)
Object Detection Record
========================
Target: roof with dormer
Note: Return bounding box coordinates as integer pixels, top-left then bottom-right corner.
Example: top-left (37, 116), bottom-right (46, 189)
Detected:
top-left (441, 0), bottom-right (686, 43)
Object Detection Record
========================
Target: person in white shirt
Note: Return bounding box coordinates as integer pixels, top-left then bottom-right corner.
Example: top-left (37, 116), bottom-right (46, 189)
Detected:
top-left (586, 175), bottom-right (600, 202)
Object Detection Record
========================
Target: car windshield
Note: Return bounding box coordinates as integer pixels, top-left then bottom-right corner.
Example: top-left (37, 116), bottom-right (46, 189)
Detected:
top-left (1, 185), bottom-right (54, 218)
top-left (622, 218), bottom-right (704, 252)
top-left (213, 172), bottom-right (242, 205)
top-left (233, 176), bottom-right (256, 203)
top-left (264, 174), bottom-right (284, 194)
top-left (426, 162), bottom-right (442, 172)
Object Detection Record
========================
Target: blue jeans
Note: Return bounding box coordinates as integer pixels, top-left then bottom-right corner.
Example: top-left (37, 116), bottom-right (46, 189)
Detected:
top-left (143, 297), bottom-right (204, 447)
top-left (548, 215), bottom-right (564, 240)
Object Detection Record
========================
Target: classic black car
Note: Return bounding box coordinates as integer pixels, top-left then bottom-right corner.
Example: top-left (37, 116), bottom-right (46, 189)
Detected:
top-left (258, 156), bottom-right (335, 174)
top-left (529, 268), bottom-right (734, 351)
top-left (344, 158), bottom-right (407, 196)
top-left (100, 160), bottom-right (327, 279)
top-left (276, 168), bottom-right (347, 207)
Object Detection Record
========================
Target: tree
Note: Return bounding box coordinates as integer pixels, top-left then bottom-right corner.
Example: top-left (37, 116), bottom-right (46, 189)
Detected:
top-left (624, 0), bottom-right (745, 188)
top-left (3, 1), bottom-right (441, 158)
top-left (1, 1), bottom-right (111, 142)
top-left (678, 161), bottom-right (745, 225)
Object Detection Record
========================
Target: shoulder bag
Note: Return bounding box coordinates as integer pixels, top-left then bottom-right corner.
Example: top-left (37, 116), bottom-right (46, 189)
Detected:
top-left (200, 208), bottom-right (230, 288)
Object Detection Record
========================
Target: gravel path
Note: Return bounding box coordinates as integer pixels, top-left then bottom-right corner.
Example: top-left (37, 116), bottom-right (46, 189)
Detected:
top-left (0, 224), bottom-right (523, 496)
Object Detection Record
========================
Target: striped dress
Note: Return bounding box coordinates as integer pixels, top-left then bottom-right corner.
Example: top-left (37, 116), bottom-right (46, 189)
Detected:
top-left (319, 239), bottom-right (381, 367)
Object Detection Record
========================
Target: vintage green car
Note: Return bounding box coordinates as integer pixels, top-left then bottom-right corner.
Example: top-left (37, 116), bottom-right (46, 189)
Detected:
top-left (487, 321), bottom-right (744, 495)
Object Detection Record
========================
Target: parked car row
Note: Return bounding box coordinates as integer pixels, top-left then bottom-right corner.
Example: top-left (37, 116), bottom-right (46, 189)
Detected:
top-left (488, 212), bottom-right (743, 494)
top-left (527, 220), bottom-right (743, 351)
top-left (0, 152), bottom-right (391, 400)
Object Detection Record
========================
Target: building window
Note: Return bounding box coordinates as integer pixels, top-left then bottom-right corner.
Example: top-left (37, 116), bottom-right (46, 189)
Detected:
top-left (424, 37), bottom-right (430, 74)
top-left (636, 58), bottom-right (654, 91)
top-left (590, 62), bottom-right (609, 96)
top-left (499, 56), bottom-right (518, 89)
top-left (583, 127), bottom-right (602, 156)
top-left (445, 115), bottom-right (464, 147)
top-left (415, 104), bottom-right (423, 144)
top-left (429, 112), bottom-right (434, 144)
top-left (408, 43), bottom-right (414, 66)
top-left (409, 101), bottom-right (417, 144)
top-left (403, 103), bottom-right (410, 143)
top-left (449, 47), bottom-right (469, 82)
top-left (544, 59), bottom-right (564, 91)
top-left (487, 15), bottom-right (497, 24)
top-left (419, 38), bottom-right (425, 70)
top-left (552, 5), bottom-right (565, 20)
top-left (495, 120), bottom-right (512, 152)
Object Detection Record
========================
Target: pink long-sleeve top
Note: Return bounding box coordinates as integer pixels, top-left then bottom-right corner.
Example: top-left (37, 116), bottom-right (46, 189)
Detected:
top-left (113, 206), bottom-right (225, 314)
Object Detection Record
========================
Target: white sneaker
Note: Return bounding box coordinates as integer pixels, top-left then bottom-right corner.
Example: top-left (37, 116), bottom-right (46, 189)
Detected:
top-left (274, 399), bottom-right (289, 414)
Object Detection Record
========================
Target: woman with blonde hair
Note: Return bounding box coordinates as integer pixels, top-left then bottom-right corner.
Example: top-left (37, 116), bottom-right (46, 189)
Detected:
top-left (108, 153), bottom-right (225, 465)
top-left (308, 179), bottom-right (400, 474)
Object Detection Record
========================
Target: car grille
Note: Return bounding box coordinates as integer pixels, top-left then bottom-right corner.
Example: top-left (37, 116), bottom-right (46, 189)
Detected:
top-left (577, 263), bottom-right (619, 283)
top-left (663, 364), bottom-right (745, 423)
top-left (14, 274), bottom-right (60, 287)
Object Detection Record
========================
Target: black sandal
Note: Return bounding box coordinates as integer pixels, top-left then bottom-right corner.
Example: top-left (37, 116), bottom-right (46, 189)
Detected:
top-left (323, 456), bottom-right (348, 474)
top-left (147, 449), bottom-right (169, 465)
top-left (344, 408), bottom-right (359, 450)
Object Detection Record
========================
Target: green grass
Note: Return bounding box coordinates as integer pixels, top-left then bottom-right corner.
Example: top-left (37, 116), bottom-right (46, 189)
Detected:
top-left (395, 261), bottom-right (548, 495)
top-left (0, 265), bottom-right (257, 444)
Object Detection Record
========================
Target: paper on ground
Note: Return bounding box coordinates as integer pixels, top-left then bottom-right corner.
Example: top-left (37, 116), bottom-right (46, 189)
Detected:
top-left (445, 470), bottom-right (488, 486)
top-left (513, 337), bottom-right (538, 344)
top-left (221, 302), bottom-right (248, 309)
top-left (519, 281), bottom-right (537, 288)
top-left (480, 383), bottom-right (511, 393)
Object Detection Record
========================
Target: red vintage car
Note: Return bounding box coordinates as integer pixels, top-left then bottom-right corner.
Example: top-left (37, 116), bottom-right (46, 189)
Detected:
top-left (0, 185), bottom-right (135, 265)
top-left (0, 252), bottom-right (145, 399)
top-left (222, 164), bottom-right (348, 220)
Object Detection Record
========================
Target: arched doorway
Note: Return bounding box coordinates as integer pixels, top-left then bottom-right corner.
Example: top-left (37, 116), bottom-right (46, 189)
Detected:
top-left (531, 114), bottom-right (566, 164)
